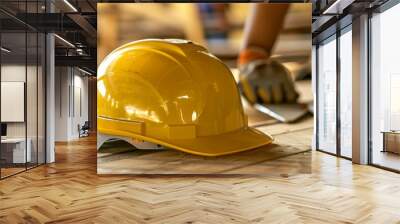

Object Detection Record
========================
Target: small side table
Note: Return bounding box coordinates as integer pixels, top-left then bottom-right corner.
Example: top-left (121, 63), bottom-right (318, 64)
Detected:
top-left (381, 131), bottom-right (400, 154)
top-left (1, 138), bottom-right (32, 164)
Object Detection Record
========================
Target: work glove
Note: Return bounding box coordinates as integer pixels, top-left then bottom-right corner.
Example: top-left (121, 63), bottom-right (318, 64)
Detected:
top-left (239, 59), bottom-right (299, 104)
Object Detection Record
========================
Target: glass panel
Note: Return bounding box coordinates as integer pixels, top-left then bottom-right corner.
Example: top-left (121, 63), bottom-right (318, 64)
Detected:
top-left (317, 36), bottom-right (337, 154)
top-left (371, 4), bottom-right (400, 171)
top-left (1, 30), bottom-right (27, 177)
top-left (27, 30), bottom-right (38, 169)
top-left (0, 1), bottom-right (46, 178)
top-left (26, 0), bottom-right (38, 169)
top-left (339, 28), bottom-right (352, 158)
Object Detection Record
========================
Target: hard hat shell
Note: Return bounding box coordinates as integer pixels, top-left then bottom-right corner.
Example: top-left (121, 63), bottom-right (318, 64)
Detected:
top-left (97, 39), bottom-right (273, 156)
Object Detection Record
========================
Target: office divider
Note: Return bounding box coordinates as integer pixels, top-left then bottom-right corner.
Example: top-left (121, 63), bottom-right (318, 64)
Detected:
top-left (0, 0), bottom-right (46, 179)
top-left (315, 25), bottom-right (353, 159)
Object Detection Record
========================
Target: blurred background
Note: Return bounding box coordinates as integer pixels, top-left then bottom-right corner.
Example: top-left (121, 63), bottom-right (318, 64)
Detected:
top-left (98, 3), bottom-right (311, 75)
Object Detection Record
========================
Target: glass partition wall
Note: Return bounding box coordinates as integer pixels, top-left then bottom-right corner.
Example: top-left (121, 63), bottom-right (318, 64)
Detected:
top-left (370, 2), bottom-right (400, 171)
top-left (314, 0), bottom-right (400, 171)
top-left (1, 30), bottom-right (27, 177)
top-left (0, 2), bottom-right (46, 179)
top-left (317, 35), bottom-right (337, 155)
top-left (339, 27), bottom-right (352, 159)
top-left (316, 26), bottom-right (352, 159)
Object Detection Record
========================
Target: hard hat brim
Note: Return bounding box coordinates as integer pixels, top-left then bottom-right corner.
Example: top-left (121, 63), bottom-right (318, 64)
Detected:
top-left (164, 128), bottom-right (274, 156)
top-left (99, 122), bottom-right (273, 157)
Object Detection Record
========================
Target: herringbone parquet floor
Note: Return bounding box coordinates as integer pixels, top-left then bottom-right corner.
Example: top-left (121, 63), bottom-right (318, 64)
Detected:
top-left (1, 134), bottom-right (400, 223)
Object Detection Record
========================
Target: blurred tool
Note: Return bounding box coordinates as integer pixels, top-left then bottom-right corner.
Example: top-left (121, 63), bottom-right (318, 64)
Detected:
top-left (238, 4), bottom-right (310, 123)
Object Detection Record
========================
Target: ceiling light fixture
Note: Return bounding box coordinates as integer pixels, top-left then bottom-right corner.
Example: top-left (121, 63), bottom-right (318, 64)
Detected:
top-left (54, 34), bottom-right (75, 48)
top-left (78, 67), bottom-right (93, 76)
top-left (323, 0), bottom-right (354, 15)
top-left (1, 47), bottom-right (11, 53)
top-left (63, 0), bottom-right (78, 12)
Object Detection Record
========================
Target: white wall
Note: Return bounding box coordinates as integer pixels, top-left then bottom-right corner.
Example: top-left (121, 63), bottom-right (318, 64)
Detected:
top-left (55, 66), bottom-right (69, 141)
top-left (1, 65), bottom-right (33, 138)
top-left (71, 73), bottom-right (89, 138)
top-left (54, 67), bottom-right (89, 141)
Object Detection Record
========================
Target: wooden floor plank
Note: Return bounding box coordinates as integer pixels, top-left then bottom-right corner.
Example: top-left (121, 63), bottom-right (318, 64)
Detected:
top-left (1, 126), bottom-right (400, 223)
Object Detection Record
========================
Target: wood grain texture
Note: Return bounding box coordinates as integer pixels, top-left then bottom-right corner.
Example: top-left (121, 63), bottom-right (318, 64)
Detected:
top-left (97, 117), bottom-right (313, 175)
top-left (1, 129), bottom-right (400, 223)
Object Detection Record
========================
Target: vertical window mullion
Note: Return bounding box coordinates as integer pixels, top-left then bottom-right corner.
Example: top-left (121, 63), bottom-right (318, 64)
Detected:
top-left (0, 19), bottom-right (2, 179)
top-left (367, 11), bottom-right (373, 165)
top-left (25, 0), bottom-right (28, 171)
top-left (36, 0), bottom-right (39, 167)
top-left (336, 27), bottom-right (341, 157)
top-left (316, 44), bottom-right (319, 151)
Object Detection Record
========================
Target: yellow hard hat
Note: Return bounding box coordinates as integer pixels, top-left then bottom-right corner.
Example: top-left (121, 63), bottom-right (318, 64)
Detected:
top-left (97, 39), bottom-right (273, 156)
